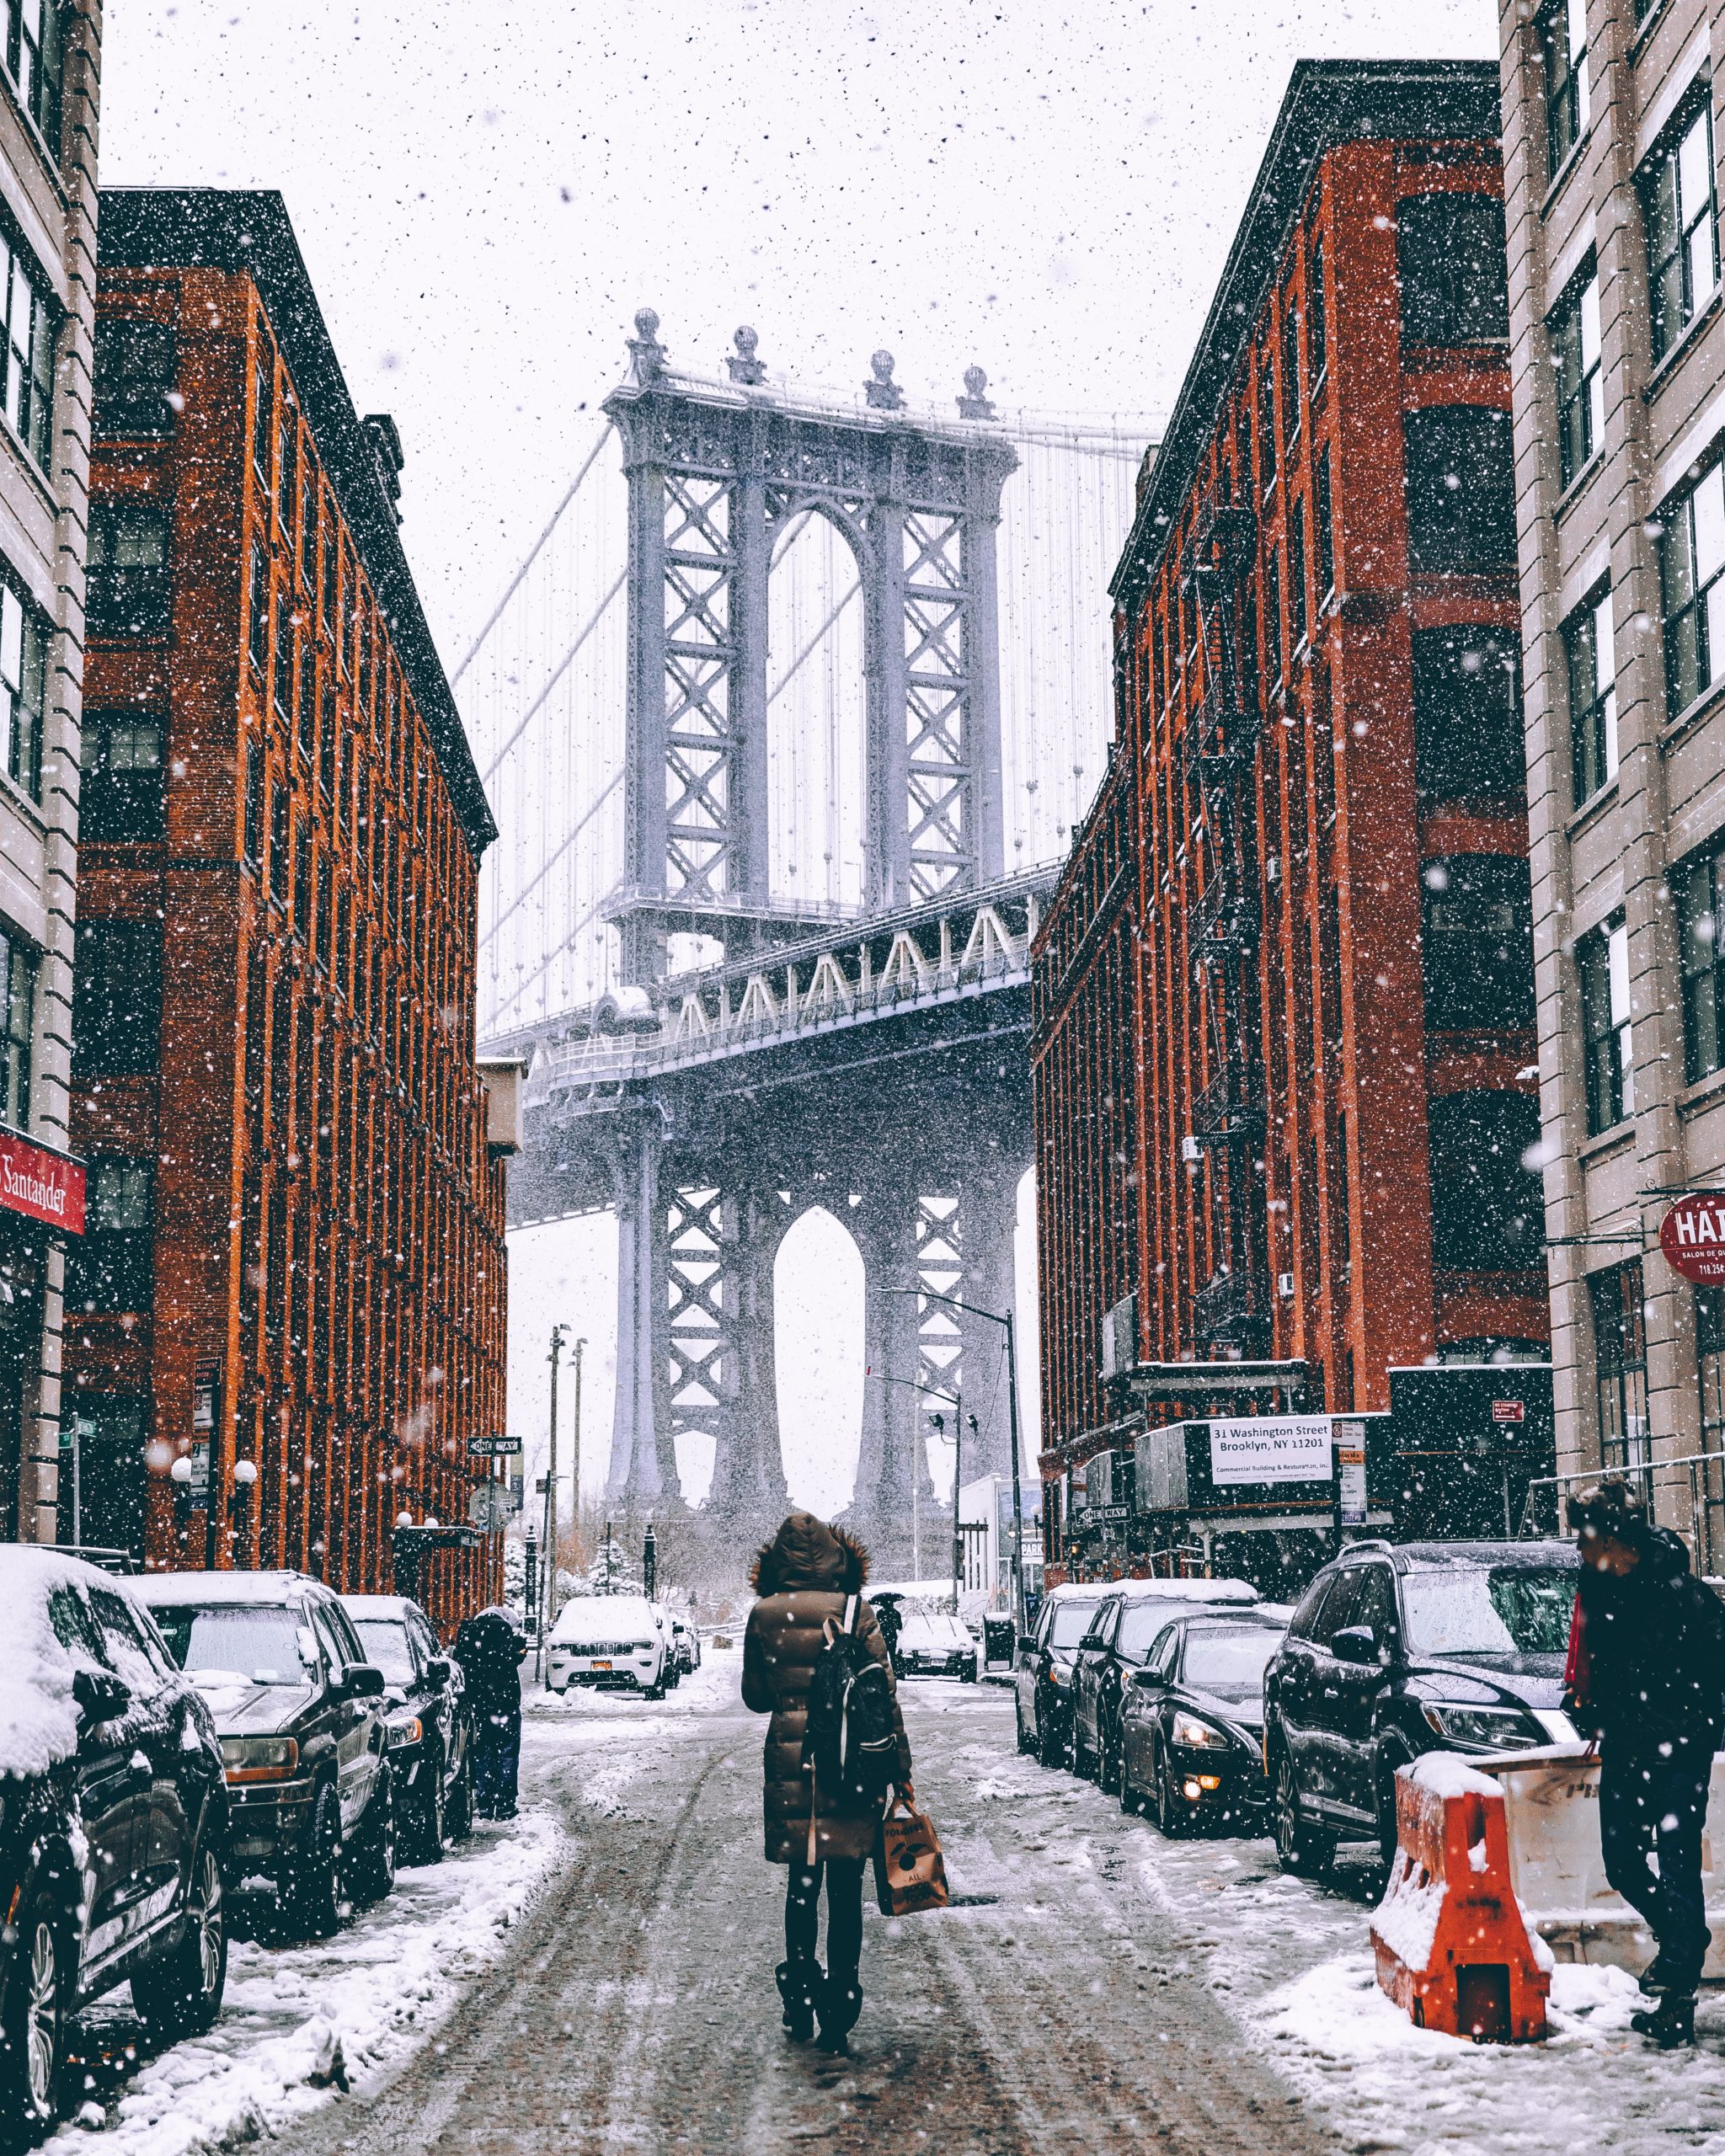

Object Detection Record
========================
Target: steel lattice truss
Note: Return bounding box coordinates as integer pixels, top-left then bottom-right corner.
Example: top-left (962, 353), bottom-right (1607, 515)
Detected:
top-left (662, 479), bottom-right (737, 899)
top-left (666, 1184), bottom-right (729, 1433)
top-left (916, 1192), bottom-right (964, 1407)
top-left (903, 512), bottom-right (972, 899)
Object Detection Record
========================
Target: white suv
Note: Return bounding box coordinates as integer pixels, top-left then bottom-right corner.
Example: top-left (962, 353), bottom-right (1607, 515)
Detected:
top-left (547, 1594), bottom-right (669, 1698)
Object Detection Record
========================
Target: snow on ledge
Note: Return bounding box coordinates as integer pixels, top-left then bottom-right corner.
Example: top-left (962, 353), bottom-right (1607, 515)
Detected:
top-left (1406, 1750), bottom-right (1502, 1802)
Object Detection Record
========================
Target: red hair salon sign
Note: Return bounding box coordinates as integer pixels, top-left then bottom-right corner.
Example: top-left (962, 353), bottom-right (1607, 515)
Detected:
top-left (0, 1130), bottom-right (85, 1235)
top-left (1660, 1193), bottom-right (1725, 1287)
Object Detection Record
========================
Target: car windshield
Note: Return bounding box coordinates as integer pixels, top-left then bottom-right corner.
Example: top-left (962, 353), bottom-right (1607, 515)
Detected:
top-left (152, 1604), bottom-right (318, 1686)
top-left (1048, 1603), bottom-right (1097, 1649)
top-left (1117, 1605), bottom-right (1167, 1661)
top-left (354, 1620), bottom-right (416, 1683)
top-left (1399, 1566), bottom-right (1574, 1657)
top-left (1182, 1625), bottom-right (1282, 1689)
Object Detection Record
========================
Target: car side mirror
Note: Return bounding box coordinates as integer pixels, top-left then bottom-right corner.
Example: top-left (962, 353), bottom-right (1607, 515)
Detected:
top-left (425, 1657), bottom-right (451, 1686)
top-left (73, 1668), bottom-right (131, 1724)
top-left (1331, 1625), bottom-right (1381, 1668)
top-left (344, 1662), bottom-right (386, 1700)
top-left (1132, 1668), bottom-right (1166, 1689)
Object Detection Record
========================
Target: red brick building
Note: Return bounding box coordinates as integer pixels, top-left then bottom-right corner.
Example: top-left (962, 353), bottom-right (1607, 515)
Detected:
top-left (1033, 62), bottom-right (1548, 1574)
top-left (62, 190), bottom-right (509, 1630)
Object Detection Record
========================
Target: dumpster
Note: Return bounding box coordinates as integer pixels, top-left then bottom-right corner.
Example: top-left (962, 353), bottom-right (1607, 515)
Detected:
top-left (983, 1616), bottom-right (1015, 1673)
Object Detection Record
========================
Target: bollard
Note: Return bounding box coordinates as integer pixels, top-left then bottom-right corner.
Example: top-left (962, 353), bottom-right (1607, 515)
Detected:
top-left (1370, 1753), bottom-right (1551, 2042)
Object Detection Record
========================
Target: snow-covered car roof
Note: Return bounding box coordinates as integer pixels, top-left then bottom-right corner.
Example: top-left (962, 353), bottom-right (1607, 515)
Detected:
top-left (1113, 1577), bottom-right (1258, 1604)
top-left (342, 1594), bottom-right (422, 1620)
top-left (0, 1547), bottom-right (160, 1780)
top-left (550, 1594), bottom-right (659, 1641)
top-left (138, 1569), bottom-right (328, 1607)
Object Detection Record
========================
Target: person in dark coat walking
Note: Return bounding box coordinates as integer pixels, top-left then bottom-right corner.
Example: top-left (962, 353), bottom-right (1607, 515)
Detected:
top-left (455, 1604), bottom-right (528, 1820)
top-left (872, 1592), bottom-right (904, 1678)
top-left (742, 1512), bottom-right (912, 2054)
top-left (1566, 1478), bottom-right (1725, 2046)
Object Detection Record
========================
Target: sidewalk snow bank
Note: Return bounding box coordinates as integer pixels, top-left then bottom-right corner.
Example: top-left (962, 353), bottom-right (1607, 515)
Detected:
top-left (50, 1811), bottom-right (562, 2156)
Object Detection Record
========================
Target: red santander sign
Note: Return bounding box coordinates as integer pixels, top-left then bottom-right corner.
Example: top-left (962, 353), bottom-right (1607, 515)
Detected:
top-left (0, 1129), bottom-right (84, 1235)
top-left (1660, 1193), bottom-right (1725, 1285)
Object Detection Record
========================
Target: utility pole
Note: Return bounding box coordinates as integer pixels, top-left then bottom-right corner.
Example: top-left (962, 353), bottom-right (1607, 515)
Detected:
top-left (1002, 1309), bottom-right (1028, 1637)
top-left (569, 1336), bottom-right (586, 1566)
top-left (543, 1324), bottom-right (569, 1686)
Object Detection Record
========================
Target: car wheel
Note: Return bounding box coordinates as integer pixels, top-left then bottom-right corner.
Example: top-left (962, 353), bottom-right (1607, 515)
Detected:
top-left (408, 1753), bottom-right (446, 1867)
top-left (350, 1771), bottom-right (398, 1905)
top-left (1037, 1700), bottom-right (1065, 1771)
top-left (1014, 1697), bottom-right (1034, 1756)
top-left (1374, 1754), bottom-right (1407, 1872)
top-left (1153, 1742), bottom-right (1190, 1839)
top-left (960, 1661), bottom-right (977, 1684)
top-left (446, 1753), bottom-right (475, 1843)
top-left (1100, 1716), bottom-right (1124, 1798)
top-left (132, 1843), bottom-right (227, 2041)
top-left (1119, 1737), bottom-right (1140, 1814)
top-left (1272, 1748), bottom-right (1334, 1879)
top-left (0, 1894), bottom-right (64, 2144)
top-left (282, 1781), bottom-right (343, 1940)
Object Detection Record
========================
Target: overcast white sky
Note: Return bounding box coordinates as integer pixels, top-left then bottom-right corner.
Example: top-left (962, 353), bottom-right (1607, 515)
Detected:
top-left (104, 0), bottom-right (1496, 1521)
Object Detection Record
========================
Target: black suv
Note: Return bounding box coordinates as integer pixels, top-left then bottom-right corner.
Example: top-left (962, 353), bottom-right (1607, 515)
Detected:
top-left (1262, 1539), bottom-right (1578, 1875)
top-left (342, 1593), bottom-right (473, 1865)
top-left (142, 1572), bottom-right (394, 1936)
top-left (0, 1550), bottom-right (229, 2145)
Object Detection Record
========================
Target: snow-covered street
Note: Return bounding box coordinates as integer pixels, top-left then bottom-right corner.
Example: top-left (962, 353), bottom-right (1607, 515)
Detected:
top-left (45, 1645), bottom-right (1725, 2156)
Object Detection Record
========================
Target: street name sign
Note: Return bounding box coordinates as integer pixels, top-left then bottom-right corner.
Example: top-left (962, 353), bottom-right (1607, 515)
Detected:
top-left (467, 1433), bottom-right (523, 1459)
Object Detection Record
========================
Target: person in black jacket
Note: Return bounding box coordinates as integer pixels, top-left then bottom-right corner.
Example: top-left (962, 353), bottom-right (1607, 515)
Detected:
top-left (456, 1605), bottom-right (528, 1821)
top-left (1567, 1479), bottom-right (1725, 2046)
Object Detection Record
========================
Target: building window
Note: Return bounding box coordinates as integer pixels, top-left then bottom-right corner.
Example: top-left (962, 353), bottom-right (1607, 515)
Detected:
top-left (1263, 548), bottom-right (1282, 685)
top-left (1288, 499), bottom-right (1308, 652)
top-left (1699, 1285), bottom-right (1725, 1454)
top-left (319, 681), bottom-right (335, 797)
top-left (1541, 0), bottom-right (1589, 179)
top-left (293, 820), bottom-right (311, 937)
top-left (1411, 625), bottom-right (1525, 801)
top-left (1314, 450), bottom-right (1335, 602)
top-left (1658, 461), bottom-right (1725, 716)
top-left (1403, 406), bottom-right (1517, 574)
top-left (243, 735), bottom-right (263, 865)
top-left (1308, 238), bottom-right (1327, 386)
top-left (269, 782), bottom-right (289, 904)
top-left (1258, 364), bottom-right (1276, 494)
top-left (246, 541), bottom-right (269, 677)
top-left (1674, 832), bottom-right (1725, 1085)
top-left (299, 471), bottom-right (316, 589)
top-left (0, 578), bottom-right (46, 801)
top-left (71, 919), bottom-right (161, 1075)
top-left (1565, 584), bottom-right (1616, 805)
top-left (1642, 91), bottom-right (1719, 366)
top-left (5, 0), bottom-right (64, 150)
top-left (272, 606), bottom-right (292, 719)
top-left (277, 412), bottom-right (296, 532)
top-left (296, 641), bottom-right (315, 760)
top-left (1590, 1261), bottom-right (1648, 1470)
top-left (0, 221), bottom-right (54, 473)
top-left (1397, 192), bottom-right (1510, 346)
top-left (1281, 308), bottom-right (1300, 448)
top-left (1550, 262), bottom-right (1602, 488)
top-left (320, 525), bottom-right (335, 637)
top-left (1578, 910), bottom-right (1632, 1134)
top-left (87, 501), bottom-right (172, 635)
top-left (1427, 1090), bottom-right (1544, 1270)
top-left (252, 345), bottom-right (273, 482)
top-left (1422, 854), bottom-right (1535, 1031)
top-left (0, 928), bottom-right (32, 1129)
top-left (67, 1158), bottom-right (153, 1314)
top-left (92, 318), bottom-right (176, 440)
top-left (78, 711), bottom-right (163, 842)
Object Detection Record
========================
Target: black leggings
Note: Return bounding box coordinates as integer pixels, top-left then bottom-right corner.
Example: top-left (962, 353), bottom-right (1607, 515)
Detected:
top-left (785, 1860), bottom-right (866, 1978)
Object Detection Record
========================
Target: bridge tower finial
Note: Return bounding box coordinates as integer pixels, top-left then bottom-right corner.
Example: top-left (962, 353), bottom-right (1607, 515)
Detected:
top-left (957, 365), bottom-right (996, 420)
top-left (627, 307), bottom-right (665, 387)
top-left (726, 325), bottom-right (767, 385)
top-left (865, 349), bottom-right (904, 410)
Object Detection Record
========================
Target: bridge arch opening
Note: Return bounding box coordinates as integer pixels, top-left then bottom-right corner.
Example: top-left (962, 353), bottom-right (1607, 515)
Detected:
top-left (774, 1203), bottom-right (864, 1517)
top-left (767, 509), bottom-right (867, 912)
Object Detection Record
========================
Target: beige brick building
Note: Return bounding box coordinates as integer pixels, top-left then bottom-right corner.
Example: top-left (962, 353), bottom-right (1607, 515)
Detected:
top-left (1500, 0), bottom-right (1725, 1553)
top-left (0, 2), bottom-right (100, 1544)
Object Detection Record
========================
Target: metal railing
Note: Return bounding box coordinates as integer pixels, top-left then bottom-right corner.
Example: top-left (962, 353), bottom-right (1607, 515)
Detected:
top-left (1519, 1448), bottom-right (1725, 1573)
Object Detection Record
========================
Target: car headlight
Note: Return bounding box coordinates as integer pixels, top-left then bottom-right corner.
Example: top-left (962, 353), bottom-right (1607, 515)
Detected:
top-left (1045, 1663), bottom-right (1067, 1687)
top-left (1171, 1712), bottom-right (1229, 1750)
top-left (387, 1716), bottom-right (424, 1749)
top-left (222, 1736), bottom-right (300, 1784)
top-left (1421, 1703), bottom-right (1546, 1751)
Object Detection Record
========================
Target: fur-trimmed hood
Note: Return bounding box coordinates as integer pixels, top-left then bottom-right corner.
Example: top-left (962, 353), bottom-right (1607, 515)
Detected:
top-left (750, 1510), bottom-right (870, 1597)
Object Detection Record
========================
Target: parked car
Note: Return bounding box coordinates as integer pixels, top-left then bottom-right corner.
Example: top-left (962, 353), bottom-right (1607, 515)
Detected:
top-left (547, 1593), bottom-right (671, 1696)
top-left (895, 1602), bottom-right (979, 1681)
top-left (342, 1593), bottom-right (473, 1865)
top-left (650, 1604), bottom-right (681, 1688)
top-left (670, 1618), bottom-right (700, 1674)
top-left (1118, 1609), bottom-right (1287, 1833)
top-left (142, 1571), bottom-right (394, 1936)
top-left (1013, 1582), bottom-right (1111, 1765)
top-left (0, 1550), bottom-right (229, 2145)
top-left (1262, 1539), bottom-right (1580, 1876)
top-left (1068, 1579), bottom-right (1261, 1786)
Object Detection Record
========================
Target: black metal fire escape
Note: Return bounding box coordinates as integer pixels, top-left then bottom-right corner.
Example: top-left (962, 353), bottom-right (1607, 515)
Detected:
top-left (1180, 497), bottom-right (1270, 1358)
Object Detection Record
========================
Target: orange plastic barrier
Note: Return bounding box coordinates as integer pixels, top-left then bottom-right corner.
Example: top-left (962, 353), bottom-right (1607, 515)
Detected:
top-left (1370, 1754), bottom-right (1551, 2043)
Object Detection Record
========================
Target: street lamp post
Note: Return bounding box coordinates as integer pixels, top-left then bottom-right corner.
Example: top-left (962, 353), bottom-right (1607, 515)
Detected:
top-left (543, 1324), bottom-right (570, 1686)
top-left (889, 1285), bottom-right (1030, 1635)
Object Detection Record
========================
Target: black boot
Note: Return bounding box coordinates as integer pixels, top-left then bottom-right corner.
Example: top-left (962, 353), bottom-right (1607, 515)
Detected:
top-left (776, 1961), bottom-right (820, 2042)
top-left (1639, 1950), bottom-right (1675, 1997)
top-left (1630, 1991), bottom-right (1696, 2048)
top-left (814, 1972), bottom-right (862, 2055)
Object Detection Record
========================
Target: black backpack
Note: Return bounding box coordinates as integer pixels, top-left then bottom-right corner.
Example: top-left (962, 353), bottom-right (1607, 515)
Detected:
top-left (802, 1595), bottom-right (898, 1809)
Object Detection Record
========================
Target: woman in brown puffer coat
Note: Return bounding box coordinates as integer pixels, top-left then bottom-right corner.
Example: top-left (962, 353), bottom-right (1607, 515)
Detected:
top-left (742, 1511), bottom-right (912, 2054)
